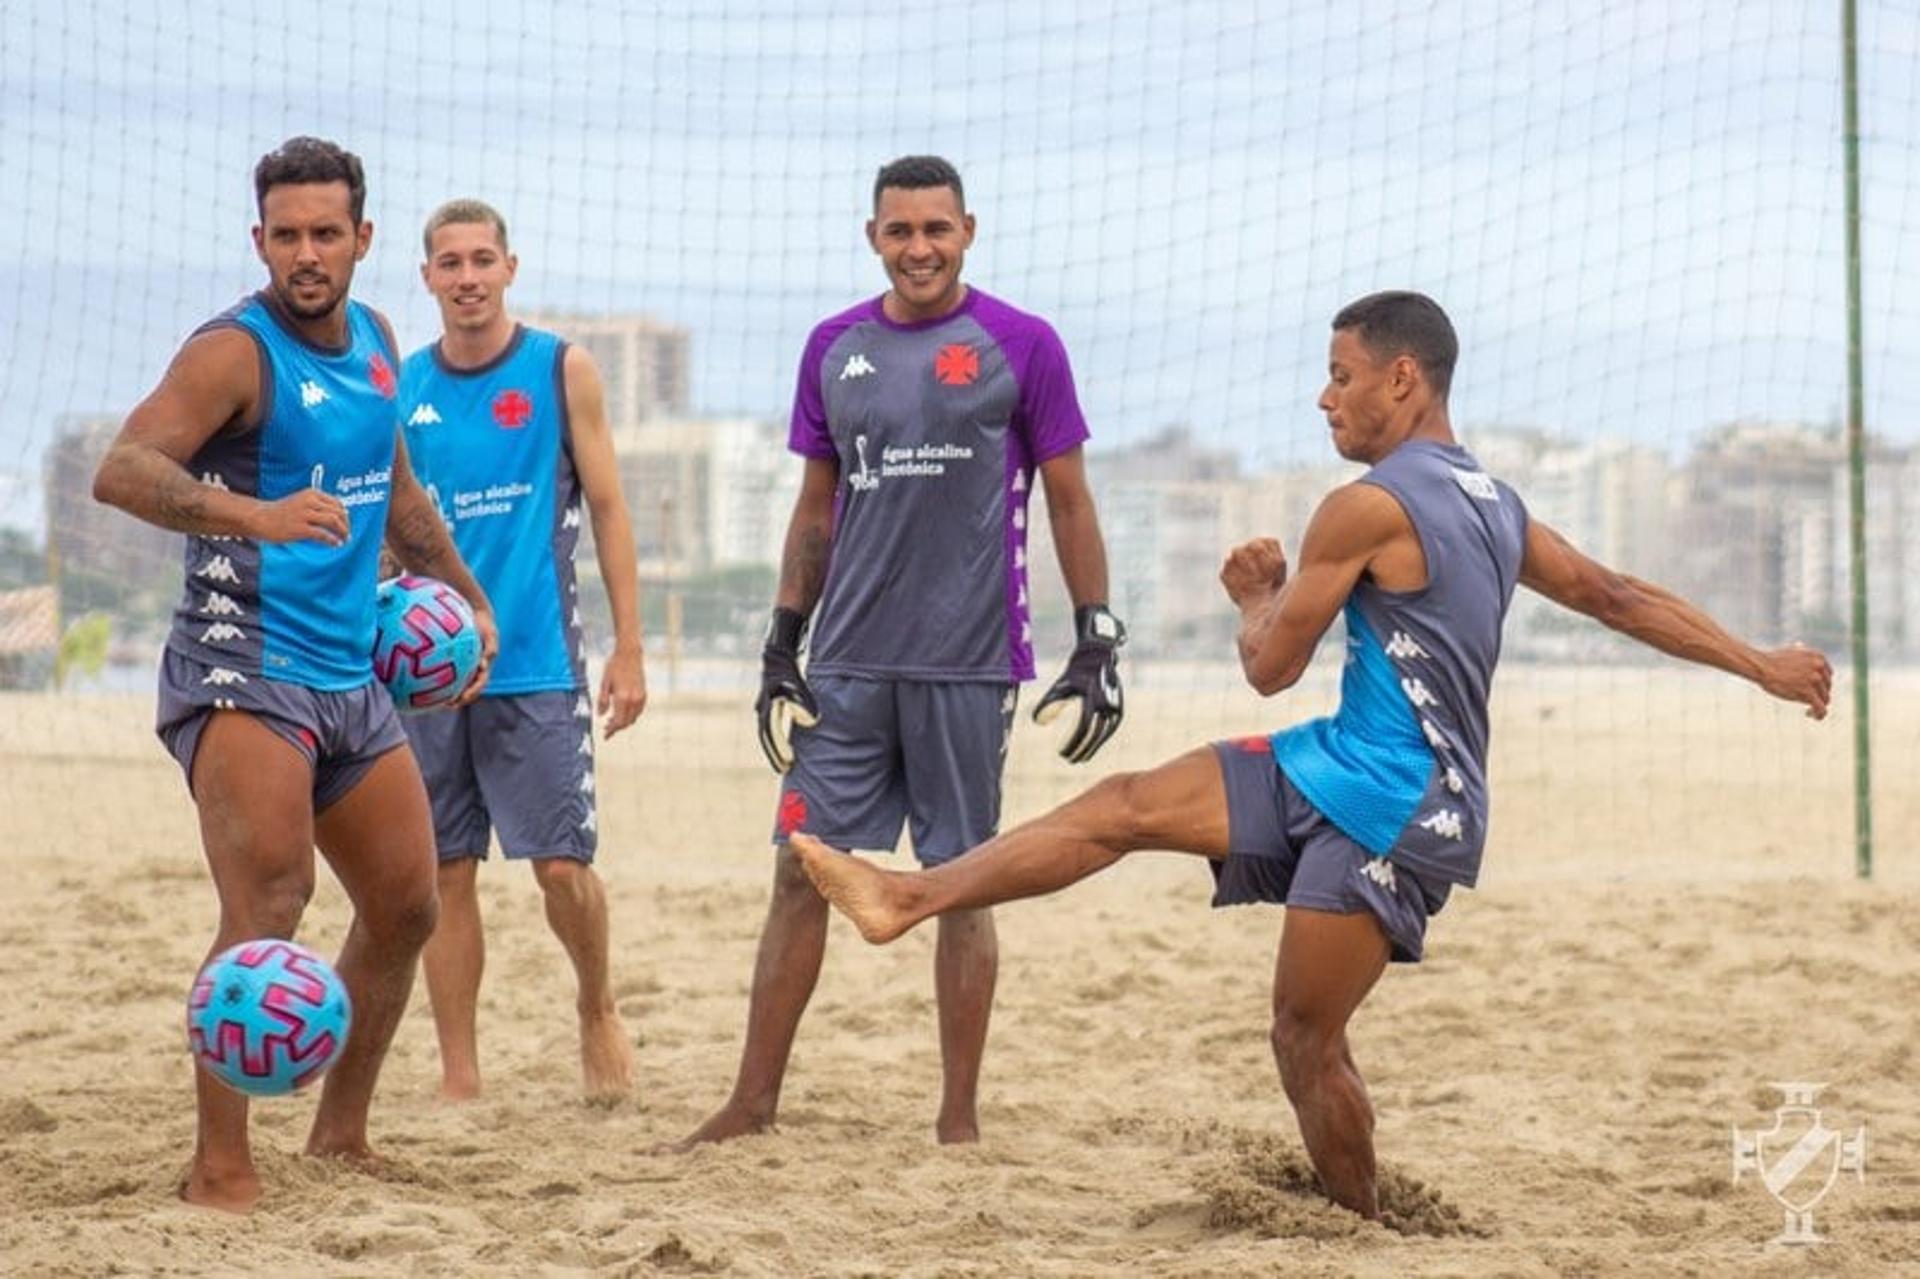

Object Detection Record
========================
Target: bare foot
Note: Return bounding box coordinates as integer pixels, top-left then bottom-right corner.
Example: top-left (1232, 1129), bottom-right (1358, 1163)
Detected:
top-left (179, 1160), bottom-right (261, 1214)
top-left (789, 833), bottom-right (915, 943)
top-left (936, 1112), bottom-right (981, 1145)
top-left (580, 1009), bottom-right (634, 1103)
top-left (651, 1103), bottom-right (774, 1154)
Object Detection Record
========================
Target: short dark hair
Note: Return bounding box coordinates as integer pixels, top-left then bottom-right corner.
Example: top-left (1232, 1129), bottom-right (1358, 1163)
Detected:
top-left (1331, 291), bottom-right (1458, 398)
top-left (253, 136), bottom-right (367, 224)
top-left (872, 155), bottom-right (965, 212)
top-left (422, 198), bottom-right (510, 257)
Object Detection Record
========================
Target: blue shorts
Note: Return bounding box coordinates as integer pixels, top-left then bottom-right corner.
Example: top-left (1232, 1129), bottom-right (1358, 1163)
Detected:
top-left (402, 690), bottom-right (597, 863)
top-left (1209, 738), bottom-right (1450, 963)
top-left (155, 648), bottom-right (408, 813)
top-left (773, 675), bottom-right (1015, 867)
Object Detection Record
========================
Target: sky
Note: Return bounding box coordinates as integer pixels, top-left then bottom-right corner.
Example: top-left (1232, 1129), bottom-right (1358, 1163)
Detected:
top-left (2, 0), bottom-right (1916, 531)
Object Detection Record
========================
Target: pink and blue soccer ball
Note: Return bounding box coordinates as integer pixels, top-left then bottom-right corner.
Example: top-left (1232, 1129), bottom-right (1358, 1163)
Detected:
top-left (186, 939), bottom-right (352, 1097)
top-left (372, 574), bottom-right (482, 711)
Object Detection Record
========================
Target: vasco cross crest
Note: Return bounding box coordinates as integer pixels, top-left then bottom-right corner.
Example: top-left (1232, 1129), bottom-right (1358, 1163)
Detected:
top-left (1731, 1082), bottom-right (1866, 1244)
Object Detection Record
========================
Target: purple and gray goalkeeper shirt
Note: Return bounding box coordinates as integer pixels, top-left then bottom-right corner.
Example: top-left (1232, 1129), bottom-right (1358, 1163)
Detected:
top-left (789, 288), bottom-right (1091, 682)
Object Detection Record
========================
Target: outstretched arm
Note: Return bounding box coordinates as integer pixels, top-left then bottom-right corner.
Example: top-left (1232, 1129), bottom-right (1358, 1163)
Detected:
top-left (565, 345), bottom-right (648, 738)
top-left (1223, 483), bottom-right (1408, 696)
top-left (1519, 518), bottom-right (1831, 718)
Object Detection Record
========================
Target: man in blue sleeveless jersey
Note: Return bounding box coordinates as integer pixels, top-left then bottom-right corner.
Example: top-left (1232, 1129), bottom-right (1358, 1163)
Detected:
top-left (674, 156), bottom-right (1124, 1149)
top-left (92, 138), bottom-right (498, 1212)
top-left (792, 292), bottom-right (1833, 1217)
top-left (397, 199), bottom-right (648, 1103)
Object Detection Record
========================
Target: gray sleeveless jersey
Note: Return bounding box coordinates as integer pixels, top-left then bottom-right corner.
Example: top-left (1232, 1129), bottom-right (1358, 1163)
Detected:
top-left (1272, 439), bottom-right (1529, 888)
top-left (789, 289), bottom-right (1091, 682)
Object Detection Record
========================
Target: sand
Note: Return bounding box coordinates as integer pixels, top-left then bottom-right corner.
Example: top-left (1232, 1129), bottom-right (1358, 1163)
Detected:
top-left (1, 662), bottom-right (1916, 1276)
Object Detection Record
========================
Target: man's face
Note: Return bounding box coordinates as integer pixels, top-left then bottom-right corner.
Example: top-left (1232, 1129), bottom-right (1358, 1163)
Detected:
top-left (252, 182), bottom-right (369, 321)
top-left (1318, 328), bottom-right (1413, 463)
top-left (422, 220), bottom-right (517, 334)
top-left (867, 184), bottom-right (975, 322)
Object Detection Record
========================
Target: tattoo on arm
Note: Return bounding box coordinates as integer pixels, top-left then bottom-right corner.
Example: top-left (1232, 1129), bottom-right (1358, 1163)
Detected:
top-left (387, 497), bottom-right (455, 573)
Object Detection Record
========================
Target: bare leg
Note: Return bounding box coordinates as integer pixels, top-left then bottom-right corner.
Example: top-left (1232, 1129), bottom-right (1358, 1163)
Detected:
top-left (421, 857), bottom-right (484, 1100)
top-left (793, 746), bottom-right (1231, 942)
top-left (1270, 908), bottom-right (1390, 1219)
top-left (305, 746), bottom-right (440, 1161)
top-left (666, 846), bottom-right (827, 1149)
top-left (530, 857), bottom-right (633, 1101)
top-left (182, 713), bottom-right (319, 1213)
top-left (932, 906), bottom-right (996, 1143)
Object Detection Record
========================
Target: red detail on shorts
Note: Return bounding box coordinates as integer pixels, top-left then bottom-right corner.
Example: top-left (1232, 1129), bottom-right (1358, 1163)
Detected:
top-left (492, 388), bottom-right (533, 428)
top-left (777, 789), bottom-right (809, 836)
top-left (1232, 735), bottom-right (1269, 754)
top-left (933, 343), bottom-right (979, 386)
top-left (294, 726), bottom-right (319, 754)
top-left (367, 352), bottom-right (397, 399)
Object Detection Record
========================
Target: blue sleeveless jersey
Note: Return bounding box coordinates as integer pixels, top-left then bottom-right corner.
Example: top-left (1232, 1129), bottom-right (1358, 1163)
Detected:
top-left (1272, 440), bottom-right (1529, 888)
top-left (165, 292), bottom-right (400, 690)
top-left (397, 325), bottom-right (584, 694)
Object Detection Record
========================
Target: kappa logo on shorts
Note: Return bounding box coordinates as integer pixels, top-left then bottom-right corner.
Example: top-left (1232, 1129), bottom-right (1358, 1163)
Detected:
top-left (1359, 858), bottom-right (1396, 890)
top-left (777, 789), bottom-right (809, 836)
top-left (934, 343), bottom-right (979, 386)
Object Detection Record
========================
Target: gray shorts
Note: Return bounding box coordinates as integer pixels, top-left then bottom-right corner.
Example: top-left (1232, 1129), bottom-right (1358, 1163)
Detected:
top-left (1210, 737), bottom-right (1451, 963)
top-left (402, 689), bottom-right (597, 862)
top-left (155, 647), bottom-right (408, 813)
top-left (773, 675), bottom-right (1015, 866)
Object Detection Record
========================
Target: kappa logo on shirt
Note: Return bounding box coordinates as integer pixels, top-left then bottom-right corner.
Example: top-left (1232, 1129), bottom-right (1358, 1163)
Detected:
top-left (408, 402), bottom-right (443, 427)
top-left (838, 353), bottom-right (876, 380)
top-left (299, 380), bottom-right (329, 409)
top-left (934, 343), bottom-right (979, 386)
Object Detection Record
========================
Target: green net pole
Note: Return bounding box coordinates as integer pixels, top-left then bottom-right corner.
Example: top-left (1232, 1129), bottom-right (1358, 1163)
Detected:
top-left (1841, 0), bottom-right (1872, 880)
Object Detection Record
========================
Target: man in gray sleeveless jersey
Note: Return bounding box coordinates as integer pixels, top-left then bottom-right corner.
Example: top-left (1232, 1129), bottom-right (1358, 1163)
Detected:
top-left (793, 292), bottom-right (1832, 1218)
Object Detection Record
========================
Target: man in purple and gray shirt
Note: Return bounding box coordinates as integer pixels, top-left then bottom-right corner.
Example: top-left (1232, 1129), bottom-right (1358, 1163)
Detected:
top-left (673, 156), bottom-right (1123, 1148)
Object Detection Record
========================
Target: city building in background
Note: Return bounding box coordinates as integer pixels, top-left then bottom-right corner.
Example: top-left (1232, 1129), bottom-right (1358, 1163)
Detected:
top-left (27, 324), bottom-right (1919, 670)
